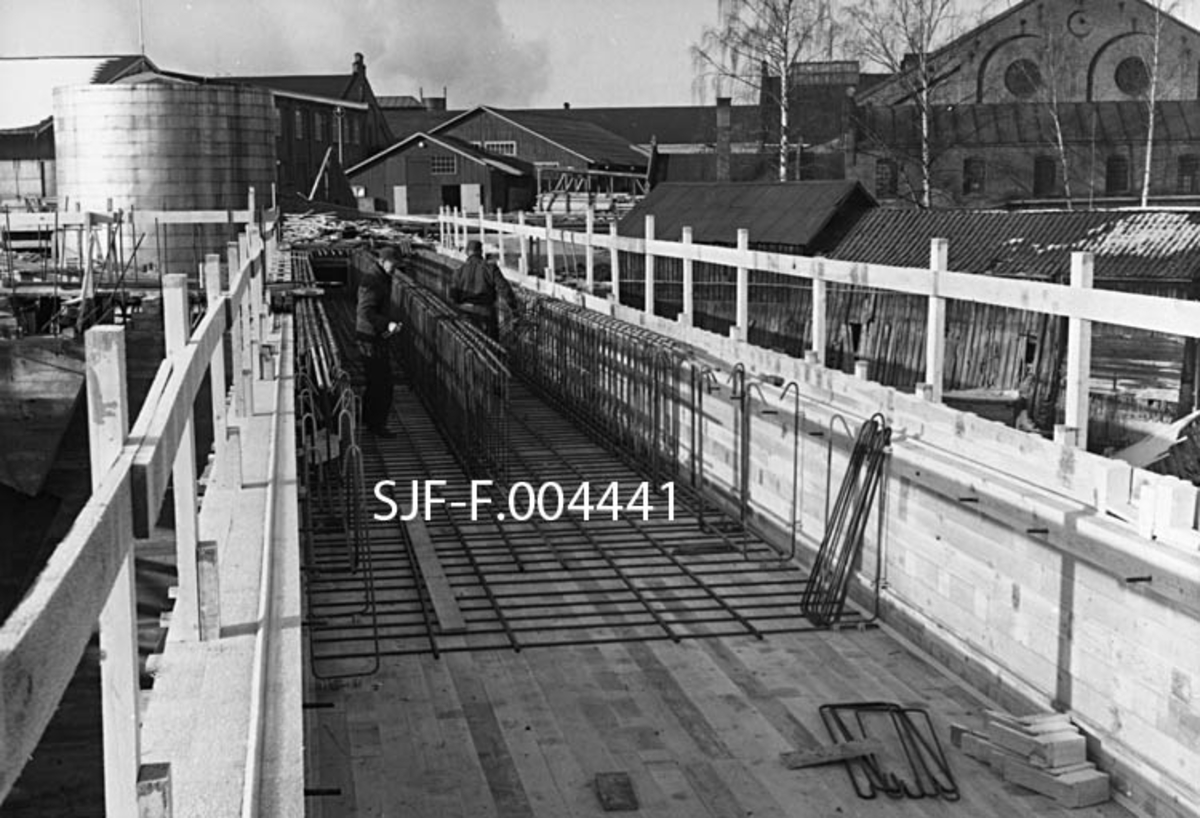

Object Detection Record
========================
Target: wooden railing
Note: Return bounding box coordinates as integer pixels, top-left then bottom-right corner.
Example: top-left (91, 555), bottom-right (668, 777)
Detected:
top-left (0, 210), bottom-right (276, 813)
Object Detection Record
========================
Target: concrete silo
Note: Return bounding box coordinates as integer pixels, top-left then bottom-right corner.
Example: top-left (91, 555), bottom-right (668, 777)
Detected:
top-left (53, 81), bottom-right (277, 282)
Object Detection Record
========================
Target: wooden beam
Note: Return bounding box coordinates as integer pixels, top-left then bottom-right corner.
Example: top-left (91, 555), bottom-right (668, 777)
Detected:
top-left (545, 211), bottom-right (555, 282)
top-left (585, 206), bottom-right (595, 293)
top-left (204, 255), bottom-right (228, 463)
top-left (1065, 252), bottom-right (1093, 450)
top-left (681, 226), bottom-right (694, 326)
top-left (780, 739), bottom-right (885, 769)
top-left (734, 229), bottom-right (749, 341)
top-left (925, 238), bottom-right (948, 401)
top-left (0, 458), bottom-right (134, 805)
top-left (609, 221), bottom-right (620, 304)
top-left (644, 214), bottom-right (656, 315)
top-left (86, 326), bottom-right (141, 817)
top-left (811, 261), bottom-right (827, 365)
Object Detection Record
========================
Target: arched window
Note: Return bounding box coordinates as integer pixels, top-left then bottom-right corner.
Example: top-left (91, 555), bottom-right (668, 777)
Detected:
top-left (963, 157), bottom-right (987, 195)
top-left (1032, 156), bottom-right (1056, 197)
top-left (875, 158), bottom-right (898, 197)
top-left (1105, 155), bottom-right (1130, 195)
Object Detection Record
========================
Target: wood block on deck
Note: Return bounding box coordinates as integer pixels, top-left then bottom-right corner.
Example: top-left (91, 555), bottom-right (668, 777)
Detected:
top-left (780, 738), bottom-right (885, 769)
top-left (403, 511), bottom-right (466, 634)
top-left (1003, 762), bottom-right (1110, 808)
top-left (985, 721), bottom-right (1087, 768)
top-left (594, 772), bottom-right (639, 811)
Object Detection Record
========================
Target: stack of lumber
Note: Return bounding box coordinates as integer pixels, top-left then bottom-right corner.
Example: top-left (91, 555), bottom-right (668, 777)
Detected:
top-left (952, 711), bottom-right (1110, 808)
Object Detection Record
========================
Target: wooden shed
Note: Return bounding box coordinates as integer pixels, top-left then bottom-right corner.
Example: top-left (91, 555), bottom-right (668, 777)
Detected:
top-left (346, 131), bottom-right (535, 215)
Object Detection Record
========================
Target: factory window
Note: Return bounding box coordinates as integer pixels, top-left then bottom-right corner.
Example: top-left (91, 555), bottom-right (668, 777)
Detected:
top-left (963, 157), bottom-right (987, 195)
top-left (1005, 59), bottom-right (1042, 98)
top-left (1032, 156), bottom-right (1056, 197)
top-left (294, 109), bottom-right (305, 140)
top-left (483, 140), bottom-right (517, 156)
top-left (1115, 56), bottom-right (1150, 96)
top-left (1105, 155), bottom-right (1130, 195)
top-left (430, 155), bottom-right (458, 174)
top-left (874, 158), bottom-right (898, 197)
top-left (314, 111), bottom-right (327, 143)
top-left (1178, 154), bottom-right (1200, 193)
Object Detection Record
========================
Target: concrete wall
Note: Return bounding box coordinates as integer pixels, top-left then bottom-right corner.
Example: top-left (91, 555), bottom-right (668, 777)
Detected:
top-left (490, 259), bottom-right (1200, 818)
top-left (0, 158), bottom-right (55, 206)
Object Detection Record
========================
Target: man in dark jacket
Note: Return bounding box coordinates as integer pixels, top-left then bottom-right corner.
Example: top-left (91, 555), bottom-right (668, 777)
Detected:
top-left (450, 239), bottom-right (521, 340)
top-left (356, 246), bottom-right (402, 437)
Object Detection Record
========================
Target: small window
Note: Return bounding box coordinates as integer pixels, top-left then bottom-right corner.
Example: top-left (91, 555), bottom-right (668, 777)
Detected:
top-left (875, 158), bottom-right (898, 197)
top-left (273, 110), bottom-right (282, 140)
top-left (1105, 155), bottom-right (1130, 195)
top-left (430, 154), bottom-right (458, 175)
top-left (483, 140), bottom-right (517, 156)
top-left (1005, 59), bottom-right (1042, 98)
top-left (294, 109), bottom-right (305, 140)
top-left (1032, 156), bottom-right (1056, 197)
top-left (963, 157), bottom-right (987, 195)
top-left (314, 111), bottom-right (327, 142)
top-left (1178, 155), bottom-right (1199, 193)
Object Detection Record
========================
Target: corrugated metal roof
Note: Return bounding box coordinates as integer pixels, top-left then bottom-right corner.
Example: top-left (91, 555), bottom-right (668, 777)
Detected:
top-left (384, 108), bottom-right (463, 141)
top-left (223, 73), bottom-right (352, 101)
top-left (830, 209), bottom-right (1200, 283)
top-left (512, 105), bottom-right (766, 146)
top-left (619, 181), bottom-right (875, 250)
top-left (345, 131), bottom-right (532, 178)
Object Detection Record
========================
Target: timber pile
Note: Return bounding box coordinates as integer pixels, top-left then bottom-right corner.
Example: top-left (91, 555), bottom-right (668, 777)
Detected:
top-left (952, 711), bottom-right (1110, 808)
top-left (282, 211), bottom-right (427, 249)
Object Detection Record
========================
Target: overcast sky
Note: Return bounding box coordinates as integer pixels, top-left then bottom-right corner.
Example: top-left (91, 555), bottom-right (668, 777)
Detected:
top-left (2, 0), bottom-right (1200, 129)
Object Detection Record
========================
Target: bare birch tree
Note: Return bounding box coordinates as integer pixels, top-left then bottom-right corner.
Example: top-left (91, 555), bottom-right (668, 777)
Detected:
top-left (692, 0), bottom-right (834, 182)
top-left (845, 0), bottom-right (960, 206)
top-left (1139, 0), bottom-right (1167, 207)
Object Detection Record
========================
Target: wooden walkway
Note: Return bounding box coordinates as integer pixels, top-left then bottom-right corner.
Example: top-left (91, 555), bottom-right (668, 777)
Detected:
top-left (303, 624), bottom-right (1132, 818)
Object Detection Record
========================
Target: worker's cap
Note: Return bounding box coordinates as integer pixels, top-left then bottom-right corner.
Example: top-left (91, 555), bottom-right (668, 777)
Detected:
top-left (377, 246), bottom-right (402, 264)
top-left (466, 239), bottom-right (483, 255)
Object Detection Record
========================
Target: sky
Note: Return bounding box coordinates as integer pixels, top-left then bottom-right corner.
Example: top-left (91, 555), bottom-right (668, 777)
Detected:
top-left (3, 0), bottom-right (1200, 129)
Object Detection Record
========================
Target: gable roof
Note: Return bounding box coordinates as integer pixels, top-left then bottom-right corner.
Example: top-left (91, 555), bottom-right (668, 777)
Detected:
top-left (431, 106), bottom-right (647, 169)
top-left (384, 107), bottom-right (463, 141)
top-left (511, 105), bottom-right (766, 146)
top-left (345, 130), bottom-right (533, 177)
top-left (857, 0), bottom-right (1200, 106)
top-left (0, 55), bottom-right (158, 129)
top-left (619, 181), bottom-right (876, 251)
top-left (829, 208), bottom-right (1200, 284)
top-left (222, 73), bottom-right (355, 101)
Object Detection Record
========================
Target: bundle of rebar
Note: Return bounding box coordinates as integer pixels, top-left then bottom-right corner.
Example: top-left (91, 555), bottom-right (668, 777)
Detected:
top-left (514, 293), bottom-right (689, 483)
top-left (392, 271), bottom-right (511, 480)
top-left (800, 414), bottom-right (891, 626)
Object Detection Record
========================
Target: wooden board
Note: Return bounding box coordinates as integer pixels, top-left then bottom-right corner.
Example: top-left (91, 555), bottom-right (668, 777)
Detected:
top-left (402, 509), bottom-right (466, 635)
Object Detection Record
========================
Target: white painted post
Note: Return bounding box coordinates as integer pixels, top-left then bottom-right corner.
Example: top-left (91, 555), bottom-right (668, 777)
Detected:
top-left (204, 254), bottom-right (227, 460)
top-left (163, 274), bottom-right (201, 641)
top-left (545, 211), bottom-right (555, 282)
top-left (247, 186), bottom-right (257, 221)
top-left (1066, 251), bottom-right (1094, 450)
top-left (585, 206), bottom-right (595, 293)
top-left (86, 325), bottom-right (140, 817)
top-left (609, 221), bottom-right (620, 303)
top-left (458, 207), bottom-right (467, 250)
top-left (495, 208), bottom-right (504, 266)
top-left (924, 238), bottom-right (948, 401)
top-left (811, 260), bottom-right (827, 365)
top-left (681, 226), bottom-right (694, 326)
top-left (517, 210), bottom-right (529, 275)
top-left (644, 214), bottom-right (656, 315)
top-left (227, 242), bottom-right (246, 418)
top-left (438, 206), bottom-right (446, 249)
top-left (478, 207), bottom-right (486, 254)
top-left (734, 228), bottom-right (749, 341)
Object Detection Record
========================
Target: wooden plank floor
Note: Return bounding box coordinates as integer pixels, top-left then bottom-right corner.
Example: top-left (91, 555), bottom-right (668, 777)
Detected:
top-left (303, 626), bottom-right (1134, 818)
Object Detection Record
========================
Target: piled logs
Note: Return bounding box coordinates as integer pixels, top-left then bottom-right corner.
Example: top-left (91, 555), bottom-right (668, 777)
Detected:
top-left (952, 711), bottom-right (1110, 808)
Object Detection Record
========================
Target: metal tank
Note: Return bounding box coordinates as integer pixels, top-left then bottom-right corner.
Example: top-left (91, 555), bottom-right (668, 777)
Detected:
top-left (53, 82), bottom-right (277, 283)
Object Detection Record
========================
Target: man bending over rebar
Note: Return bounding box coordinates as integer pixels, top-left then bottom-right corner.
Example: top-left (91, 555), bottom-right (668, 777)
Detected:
top-left (450, 239), bottom-right (522, 341)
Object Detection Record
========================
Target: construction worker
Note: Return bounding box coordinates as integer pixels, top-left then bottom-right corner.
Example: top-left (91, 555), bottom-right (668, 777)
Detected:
top-left (356, 246), bottom-right (402, 437)
top-left (450, 239), bottom-right (521, 341)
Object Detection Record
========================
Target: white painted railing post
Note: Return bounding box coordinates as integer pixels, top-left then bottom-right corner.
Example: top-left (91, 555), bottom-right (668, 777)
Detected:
top-left (923, 237), bottom-right (948, 401)
top-left (609, 221), bottom-right (620, 303)
top-left (1065, 251), bottom-right (1094, 450)
top-left (585, 206), bottom-right (595, 292)
top-left (478, 207), bottom-right (486, 254)
top-left (495, 208), bottom-right (504, 266)
top-left (458, 207), bottom-right (467, 250)
top-left (518, 210), bottom-right (529, 275)
top-left (438, 206), bottom-right (446, 249)
top-left (734, 228), bottom-right (749, 341)
top-left (227, 241), bottom-right (247, 418)
top-left (811, 260), bottom-right (827, 365)
top-left (644, 214), bottom-right (656, 315)
top-left (204, 254), bottom-right (227, 462)
top-left (681, 226), bottom-right (694, 326)
top-left (163, 274), bottom-right (201, 642)
top-left (545, 211), bottom-right (555, 282)
top-left (86, 325), bottom-right (140, 818)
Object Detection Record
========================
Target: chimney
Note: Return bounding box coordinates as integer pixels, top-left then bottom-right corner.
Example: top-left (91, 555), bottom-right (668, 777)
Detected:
top-left (423, 97), bottom-right (446, 111)
top-left (353, 52), bottom-right (365, 75)
top-left (716, 97), bottom-right (732, 182)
